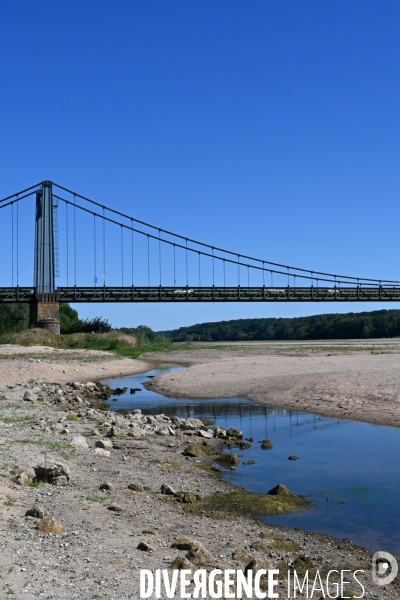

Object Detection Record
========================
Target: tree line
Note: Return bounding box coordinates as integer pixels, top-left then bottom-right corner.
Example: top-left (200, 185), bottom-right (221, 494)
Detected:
top-left (160, 309), bottom-right (400, 341)
top-left (0, 304), bottom-right (111, 335)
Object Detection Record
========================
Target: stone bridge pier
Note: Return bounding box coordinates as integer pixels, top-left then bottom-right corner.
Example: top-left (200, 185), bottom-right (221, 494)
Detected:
top-left (29, 293), bottom-right (60, 335)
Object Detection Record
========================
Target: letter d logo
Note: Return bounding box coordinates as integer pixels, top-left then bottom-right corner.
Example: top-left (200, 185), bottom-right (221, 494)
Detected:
top-left (372, 551), bottom-right (398, 586)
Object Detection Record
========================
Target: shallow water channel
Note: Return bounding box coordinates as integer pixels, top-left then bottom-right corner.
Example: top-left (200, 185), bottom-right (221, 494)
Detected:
top-left (102, 365), bottom-right (400, 555)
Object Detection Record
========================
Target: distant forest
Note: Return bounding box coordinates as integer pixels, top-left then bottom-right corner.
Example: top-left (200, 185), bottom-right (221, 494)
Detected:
top-left (160, 310), bottom-right (400, 342)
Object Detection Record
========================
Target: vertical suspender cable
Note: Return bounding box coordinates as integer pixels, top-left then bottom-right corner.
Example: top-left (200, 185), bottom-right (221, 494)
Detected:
top-left (238, 255), bottom-right (240, 286)
top-left (147, 235), bottom-right (150, 287)
top-left (121, 225), bottom-right (124, 286)
top-left (159, 229), bottom-right (161, 286)
top-left (11, 203), bottom-right (14, 287)
top-left (66, 202), bottom-right (69, 287)
top-left (271, 270), bottom-right (273, 287)
top-left (247, 265), bottom-right (249, 288)
top-left (198, 252), bottom-right (201, 287)
top-left (262, 261), bottom-right (265, 286)
top-left (73, 195), bottom-right (77, 286)
top-left (186, 239), bottom-right (188, 286)
top-left (16, 197), bottom-right (19, 286)
top-left (103, 207), bottom-right (106, 285)
top-left (223, 259), bottom-right (226, 287)
top-left (131, 219), bottom-right (134, 286)
top-left (173, 244), bottom-right (176, 286)
top-left (93, 214), bottom-right (97, 286)
top-left (212, 247), bottom-right (214, 286)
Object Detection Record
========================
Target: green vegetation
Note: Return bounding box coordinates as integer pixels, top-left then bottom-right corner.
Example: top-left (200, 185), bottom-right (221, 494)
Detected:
top-left (185, 489), bottom-right (310, 518)
top-left (86, 494), bottom-right (107, 503)
top-left (0, 303), bottom-right (111, 335)
top-left (161, 309), bottom-right (400, 341)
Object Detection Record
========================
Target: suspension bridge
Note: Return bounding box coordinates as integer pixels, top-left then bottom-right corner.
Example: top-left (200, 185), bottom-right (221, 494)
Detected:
top-left (1, 180), bottom-right (400, 333)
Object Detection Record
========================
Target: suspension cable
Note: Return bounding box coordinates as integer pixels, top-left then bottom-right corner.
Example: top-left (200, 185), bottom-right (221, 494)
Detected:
top-left (53, 194), bottom-right (393, 288)
top-left (53, 181), bottom-right (400, 285)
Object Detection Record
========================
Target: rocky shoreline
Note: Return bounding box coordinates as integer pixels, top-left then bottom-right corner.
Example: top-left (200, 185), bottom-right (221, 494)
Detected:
top-left (0, 348), bottom-right (398, 598)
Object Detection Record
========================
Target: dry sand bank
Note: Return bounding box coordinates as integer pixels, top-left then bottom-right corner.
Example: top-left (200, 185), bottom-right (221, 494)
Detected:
top-left (145, 346), bottom-right (400, 427)
top-left (0, 345), bottom-right (152, 386)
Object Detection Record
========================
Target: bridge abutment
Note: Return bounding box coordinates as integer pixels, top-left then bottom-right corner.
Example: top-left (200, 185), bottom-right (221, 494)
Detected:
top-left (29, 294), bottom-right (60, 335)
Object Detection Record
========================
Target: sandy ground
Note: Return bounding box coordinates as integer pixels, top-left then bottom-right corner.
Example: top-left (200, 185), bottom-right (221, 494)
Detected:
top-left (145, 346), bottom-right (400, 427)
top-left (0, 345), bottom-right (152, 385)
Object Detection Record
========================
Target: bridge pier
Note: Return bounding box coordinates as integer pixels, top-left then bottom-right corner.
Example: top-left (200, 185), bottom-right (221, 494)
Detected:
top-left (29, 293), bottom-right (60, 335)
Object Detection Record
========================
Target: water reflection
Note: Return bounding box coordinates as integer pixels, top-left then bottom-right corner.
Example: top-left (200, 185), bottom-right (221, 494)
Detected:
top-left (102, 366), bottom-right (400, 554)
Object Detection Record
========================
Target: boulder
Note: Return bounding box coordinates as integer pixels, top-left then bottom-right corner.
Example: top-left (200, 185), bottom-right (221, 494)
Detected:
top-left (267, 483), bottom-right (292, 496)
top-left (71, 435), bottom-right (89, 449)
top-left (23, 390), bottom-right (36, 402)
top-left (34, 462), bottom-right (70, 484)
top-left (12, 468), bottom-right (35, 486)
top-left (95, 439), bottom-right (113, 450)
top-left (94, 448), bottom-right (110, 458)
top-left (160, 483), bottom-right (176, 496)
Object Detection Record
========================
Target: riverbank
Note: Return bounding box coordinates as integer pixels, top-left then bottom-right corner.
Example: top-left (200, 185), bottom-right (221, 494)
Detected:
top-left (0, 345), bottom-right (399, 598)
top-left (144, 344), bottom-right (400, 427)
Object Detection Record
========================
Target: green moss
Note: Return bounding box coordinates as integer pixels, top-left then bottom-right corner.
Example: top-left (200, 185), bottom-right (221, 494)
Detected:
top-left (183, 442), bottom-right (217, 459)
top-left (186, 489), bottom-right (310, 518)
top-left (193, 464), bottom-right (222, 479)
top-left (215, 453), bottom-right (240, 469)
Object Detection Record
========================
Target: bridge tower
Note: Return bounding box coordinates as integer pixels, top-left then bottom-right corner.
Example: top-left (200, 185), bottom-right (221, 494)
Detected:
top-left (29, 181), bottom-right (60, 334)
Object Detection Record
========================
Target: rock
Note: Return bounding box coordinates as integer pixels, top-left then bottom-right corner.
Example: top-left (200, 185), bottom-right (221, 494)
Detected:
top-left (71, 435), bottom-right (89, 449)
top-left (215, 453), bottom-right (240, 469)
top-left (37, 516), bottom-right (64, 534)
top-left (127, 483), bottom-right (142, 491)
top-left (267, 483), bottom-right (292, 496)
top-left (251, 542), bottom-right (269, 553)
top-left (175, 492), bottom-right (198, 504)
top-left (107, 504), bottom-right (123, 512)
top-left (199, 417), bottom-right (215, 427)
top-left (99, 481), bottom-right (115, 491)
top-left (23, 390), bottom-right (36, 402)
top-left (25, 506), bottom-right (45, 519)
top-left (160, 483), bottom-right (176, 496)
top-left (183, 442), bottom-right (215, 459)
top-left (142, 529), bottom-right (158, 535)
top-left (171, 537), bottom-right (202, 551)
top-left (137, 541), bottom-right (155, 552)
top-left (94, 448), bottom-right (110, 458)
top-left (260, 439), bottom-right (274, 450)
top-left (198, 429), bottom-right (213, 439)
top-left (227, 427), bottom-right (243, 439)
top-left (52, 476), bottom-right (68, 486)
top-left (232, 549), bottom-right (254, 563)
top-left (243, 460), bottom-right (256, 465)
top-left (186, 543), bottom-right (214, 567)
top-left (95, 439), bottom-right (113, 450)
top-left (156, 427), bottom-right (171, 436)
top-left (12, 468), bottom-right (35, 486)
top-left (288, 455), bottom-right (299, 461)
top-left (34, 462), bottom-right (70, 484)
top-left (212, 426), bottom-right (227, 438)
top-left (170, 557), bottom-right (195, 571)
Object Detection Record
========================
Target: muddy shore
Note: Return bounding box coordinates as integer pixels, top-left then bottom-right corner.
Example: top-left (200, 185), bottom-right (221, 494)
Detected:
top-left (0, 344), bottom-right (398, 599)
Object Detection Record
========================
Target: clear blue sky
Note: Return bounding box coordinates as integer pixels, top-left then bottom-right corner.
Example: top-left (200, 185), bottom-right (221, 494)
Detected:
top-left (1, 0), bottom-right (400, 330)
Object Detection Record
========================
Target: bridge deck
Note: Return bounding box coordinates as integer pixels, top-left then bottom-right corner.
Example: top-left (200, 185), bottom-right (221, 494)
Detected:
top-left (1, 286), bottom-right (400, 302)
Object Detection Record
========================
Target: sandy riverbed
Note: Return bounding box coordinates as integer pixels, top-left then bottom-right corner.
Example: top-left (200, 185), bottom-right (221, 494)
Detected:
top-left (0, 345), bottom-right (152, 385)
top-left (145, 345), bottom-right (400, 427)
